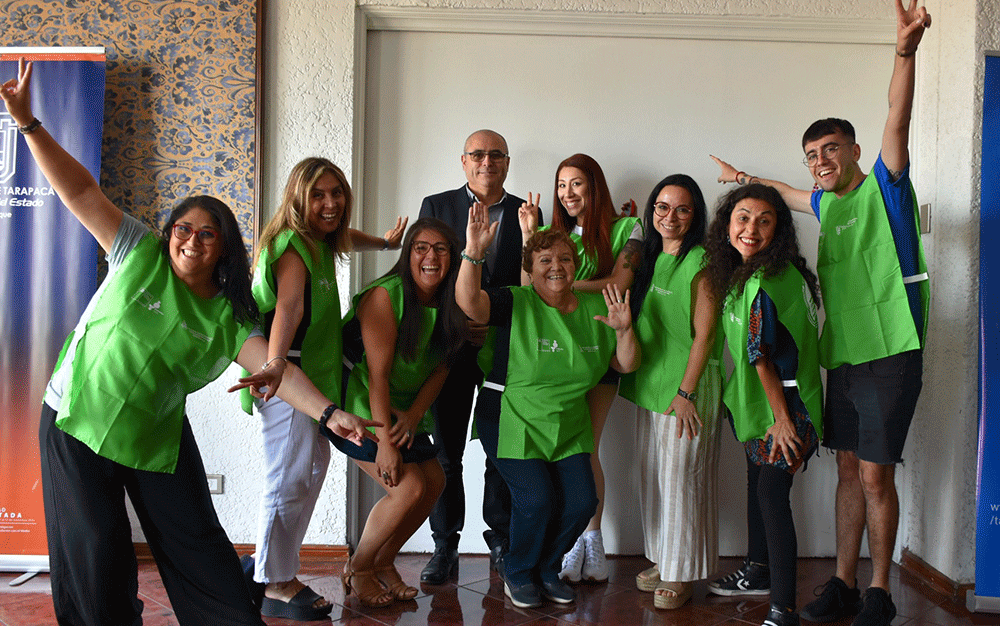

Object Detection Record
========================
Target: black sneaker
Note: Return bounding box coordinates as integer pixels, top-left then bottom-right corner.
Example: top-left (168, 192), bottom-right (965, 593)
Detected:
top-left (707, 559), bottom-right (770, 596)
top-left (762, 604), bottom-right (800, 626)
top-left (801, 575), bottom-right (862, 622)
top-left (852, 587), bottom-right (896, 626)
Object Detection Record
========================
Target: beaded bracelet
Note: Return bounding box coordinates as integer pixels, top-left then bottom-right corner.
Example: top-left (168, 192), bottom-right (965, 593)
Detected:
top-left (18, 118), bottom-right (42, 134)
top-left (461, 250), bottom-right (485, 265)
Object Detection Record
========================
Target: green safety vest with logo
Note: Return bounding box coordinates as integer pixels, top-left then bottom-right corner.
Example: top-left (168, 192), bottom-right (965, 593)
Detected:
top-left (540, 216), bottom-right (642, 281)
top-left (342, 274), bottom-right (442, 435)
top-left (619, 247), bottom-right (723, 413)
top-left (54, 234), bottom-right (253, 473)
top-left (721, 265), bottom-right (823, 442)
top-left (817, 171), bottom-right (929, 368)
top-left (493, 286), bottom-right (616, 461)
top-left (242, 229), bottom-right (342, 413)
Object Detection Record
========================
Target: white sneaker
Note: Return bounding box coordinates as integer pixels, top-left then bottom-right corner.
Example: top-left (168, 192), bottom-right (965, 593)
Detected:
top-left (581, 529), bottom-right (609, 582)
top-left (559, 533), bottom-right (586, 582)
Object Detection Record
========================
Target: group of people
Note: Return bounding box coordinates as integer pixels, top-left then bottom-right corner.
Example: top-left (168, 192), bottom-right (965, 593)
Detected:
top-left (4, 0), bottom-right (930, 625)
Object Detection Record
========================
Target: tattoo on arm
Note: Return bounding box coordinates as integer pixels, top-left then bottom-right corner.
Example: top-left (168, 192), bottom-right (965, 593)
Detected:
top-left (888, 168), bottom-right (904, 183)
top-left (622, 239), bottom-right (642, 271)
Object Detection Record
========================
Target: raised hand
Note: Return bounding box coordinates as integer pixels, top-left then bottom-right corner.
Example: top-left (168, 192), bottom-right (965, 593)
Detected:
top-left (465, 201), bottom-right (498, 258)
top-left (382, 216), bottom-right (408, 249)
top-left (0, 57), bottom-right (34, 127)
top-left (518, 192), bottom-right (541, 237)
top-left (710, 155), bottom-right (741, 184)
top-left (896, 0), bottom-right (931, 56)
top-left (594, 284), bottom-right (632, 333)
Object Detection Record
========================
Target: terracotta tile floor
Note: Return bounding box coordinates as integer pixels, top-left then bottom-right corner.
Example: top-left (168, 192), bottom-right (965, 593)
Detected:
top-left (1, 555), bottom-right (994, 625)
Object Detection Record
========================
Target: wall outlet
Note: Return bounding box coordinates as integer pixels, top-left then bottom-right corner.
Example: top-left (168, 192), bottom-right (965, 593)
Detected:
top-left (206, 474), bottom-right (224, 494)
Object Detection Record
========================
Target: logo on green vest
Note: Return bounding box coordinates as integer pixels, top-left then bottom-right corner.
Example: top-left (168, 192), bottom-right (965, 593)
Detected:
top-left (803, 282), bottom-right (819, 328)
top-left (835, 217), bottom-right (858, 235)
top-left (728, 311), bottom-right (743, 327)
top-left (537, 338), bottom-right (564, 353)
top-left (319, 278), bottom-right (335, 291)
top-left (133, 288), bottom-right (163, 315)
top-left (579, 345), bottom-right (600, 353)
top-left (651, 285), bottom-right (673, 296)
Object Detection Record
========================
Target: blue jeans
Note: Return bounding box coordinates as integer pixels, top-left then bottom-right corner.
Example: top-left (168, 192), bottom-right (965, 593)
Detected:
top-left (477, 403), bottom-right (597, 587)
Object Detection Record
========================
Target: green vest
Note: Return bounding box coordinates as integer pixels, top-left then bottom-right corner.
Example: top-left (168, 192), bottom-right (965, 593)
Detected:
top-left (342, 274), bottom-right (442, 435)
top-left (54, 235), bottom-right (252, 473)
top-left (619, 247), bottom-right (723, 413)
top-left (243, 230), bottom-right (342, 412)
top-left (721, 266), bottom-right (823, 442)
top-left (817, 171), bottom-right (929, 368)
top-left (495, 286), bottom-right (616, 461)
top-left (541, 216), bottom-right (641, 281)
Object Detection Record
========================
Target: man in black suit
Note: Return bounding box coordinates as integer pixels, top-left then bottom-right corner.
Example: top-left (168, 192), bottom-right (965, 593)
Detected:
top-left (419, 129), bottom-right (542, 584)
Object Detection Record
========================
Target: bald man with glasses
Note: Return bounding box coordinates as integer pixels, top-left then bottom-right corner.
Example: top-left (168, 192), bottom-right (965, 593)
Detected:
top-left (417, 130), bottom-right (543, 584)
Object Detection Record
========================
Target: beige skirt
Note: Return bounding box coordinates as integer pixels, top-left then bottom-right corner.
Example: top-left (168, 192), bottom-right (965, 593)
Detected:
top-left (635, 367), bottom-right (722, 582)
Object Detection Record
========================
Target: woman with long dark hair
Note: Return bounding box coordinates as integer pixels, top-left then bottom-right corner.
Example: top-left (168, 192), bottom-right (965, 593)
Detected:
top-left (702, 184), bottom-right (823, 626)
top-left (518, 153), bottom-right (643, 582)
top-left (619, 174), bottom-right (722, 609)
top-left (324, 218), bottom-right (467, 607)
top-left (2, 59), bottom-right (374, 626)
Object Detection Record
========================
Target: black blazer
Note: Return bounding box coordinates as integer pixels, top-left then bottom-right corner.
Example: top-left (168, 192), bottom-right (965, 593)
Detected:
top-left (419, 186), bottom-right (542, 289)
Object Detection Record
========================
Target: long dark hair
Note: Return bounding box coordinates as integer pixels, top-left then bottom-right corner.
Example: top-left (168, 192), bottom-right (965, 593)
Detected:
top-left (702, 184), bottom-right (820, 305)
top-left (160, 195), bottom-right (259, 326)
top-left (629, 174), bottom-right (707, 319)
top-left (382, 217), bottom-right (466, 365)
top-left (550, 153), bottom-right (617, 278)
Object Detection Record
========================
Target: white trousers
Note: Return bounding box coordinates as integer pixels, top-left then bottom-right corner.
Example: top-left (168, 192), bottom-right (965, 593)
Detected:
top-left (253, 397), bottom-right (330, 583)
top-left (635, 367), bottom-right (722, 582)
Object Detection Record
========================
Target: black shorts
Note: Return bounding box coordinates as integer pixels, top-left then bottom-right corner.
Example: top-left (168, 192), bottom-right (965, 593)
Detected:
top-left (323, 428), bottom-right (439, 464)
top-left (823, 349), bottom-right (923, 464)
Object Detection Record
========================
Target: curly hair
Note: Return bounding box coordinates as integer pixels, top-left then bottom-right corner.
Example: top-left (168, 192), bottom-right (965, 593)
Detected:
top-left (255, 157), bottom-right (353, 269)
top-left (382, 217), bottom-right (467, 366)
top-left (549, 153), bottom-right (616, 278)
top-left (629, 174), bottom-right (707, 320)
top-left (702, 184), bottom-right (820, 305)
top-left (160, 195), bottom-right (260, 326)
top-left (521, 228), bottom-right (580, 275)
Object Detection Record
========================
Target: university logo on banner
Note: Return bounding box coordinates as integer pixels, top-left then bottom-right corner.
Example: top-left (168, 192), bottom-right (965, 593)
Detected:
top-left (0, 48), bottom-right (105, 576)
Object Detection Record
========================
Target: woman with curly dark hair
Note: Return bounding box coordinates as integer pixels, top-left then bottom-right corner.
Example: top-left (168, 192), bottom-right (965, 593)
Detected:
top-left (702, 184), bottom-right (823, 626)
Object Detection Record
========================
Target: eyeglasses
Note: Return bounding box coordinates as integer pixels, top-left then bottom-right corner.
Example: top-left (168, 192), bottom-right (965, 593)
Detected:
top-left (802, 142), bottom-right (854, 167)
top-left (463, 150), bottom-right (509, 162)
top-left (412, 241), bottom-right (450, 256)
top-left (653, 203), bottom-right (692, 217)
top-left (172, 223), bottom-right (219, 244)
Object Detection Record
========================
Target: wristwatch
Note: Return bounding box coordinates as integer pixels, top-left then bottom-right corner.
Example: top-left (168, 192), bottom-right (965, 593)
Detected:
top-left (677, 388), bottom-right (698, 402)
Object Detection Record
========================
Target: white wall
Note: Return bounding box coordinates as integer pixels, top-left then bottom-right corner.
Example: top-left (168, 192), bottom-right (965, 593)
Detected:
top-left (174, 0), bottom-right (987, 585)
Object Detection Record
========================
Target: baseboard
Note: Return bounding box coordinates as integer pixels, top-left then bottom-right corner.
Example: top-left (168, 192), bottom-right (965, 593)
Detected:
top-left (133, 543), bottom-right (350, 562)
top-left (900, 547), bottom-right (974, 603)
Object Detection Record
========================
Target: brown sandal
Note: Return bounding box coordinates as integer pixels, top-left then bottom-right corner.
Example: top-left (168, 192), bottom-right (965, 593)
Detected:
top-left (342, 557), bottom-right (394, 607)
top-left (376, 565), bottom-right (418, 601)
top-left (653, 580), bottom-right (693, 610)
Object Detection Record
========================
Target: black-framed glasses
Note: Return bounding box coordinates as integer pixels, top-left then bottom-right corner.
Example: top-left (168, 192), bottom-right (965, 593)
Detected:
top-left (463, 150), bottom-right (509, 162)
top-left (653, 203), bottom-right (693, 217)
top-left (412, 241), bottom-right (450, 256)
top-left (802, 142), bottom-right (854, 167)
top-left (172, 223), bottom-right (219, 244)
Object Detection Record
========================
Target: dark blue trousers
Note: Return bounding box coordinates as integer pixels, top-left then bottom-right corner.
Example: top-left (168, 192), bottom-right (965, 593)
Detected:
top-left (476, 396), bottom-right (597, 587)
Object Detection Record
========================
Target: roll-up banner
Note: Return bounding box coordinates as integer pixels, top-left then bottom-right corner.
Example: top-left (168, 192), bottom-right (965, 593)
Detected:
top-left (972, 52), bottom-right (1000, 614)
top-left (0, 48), bottom-right (105, 576)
